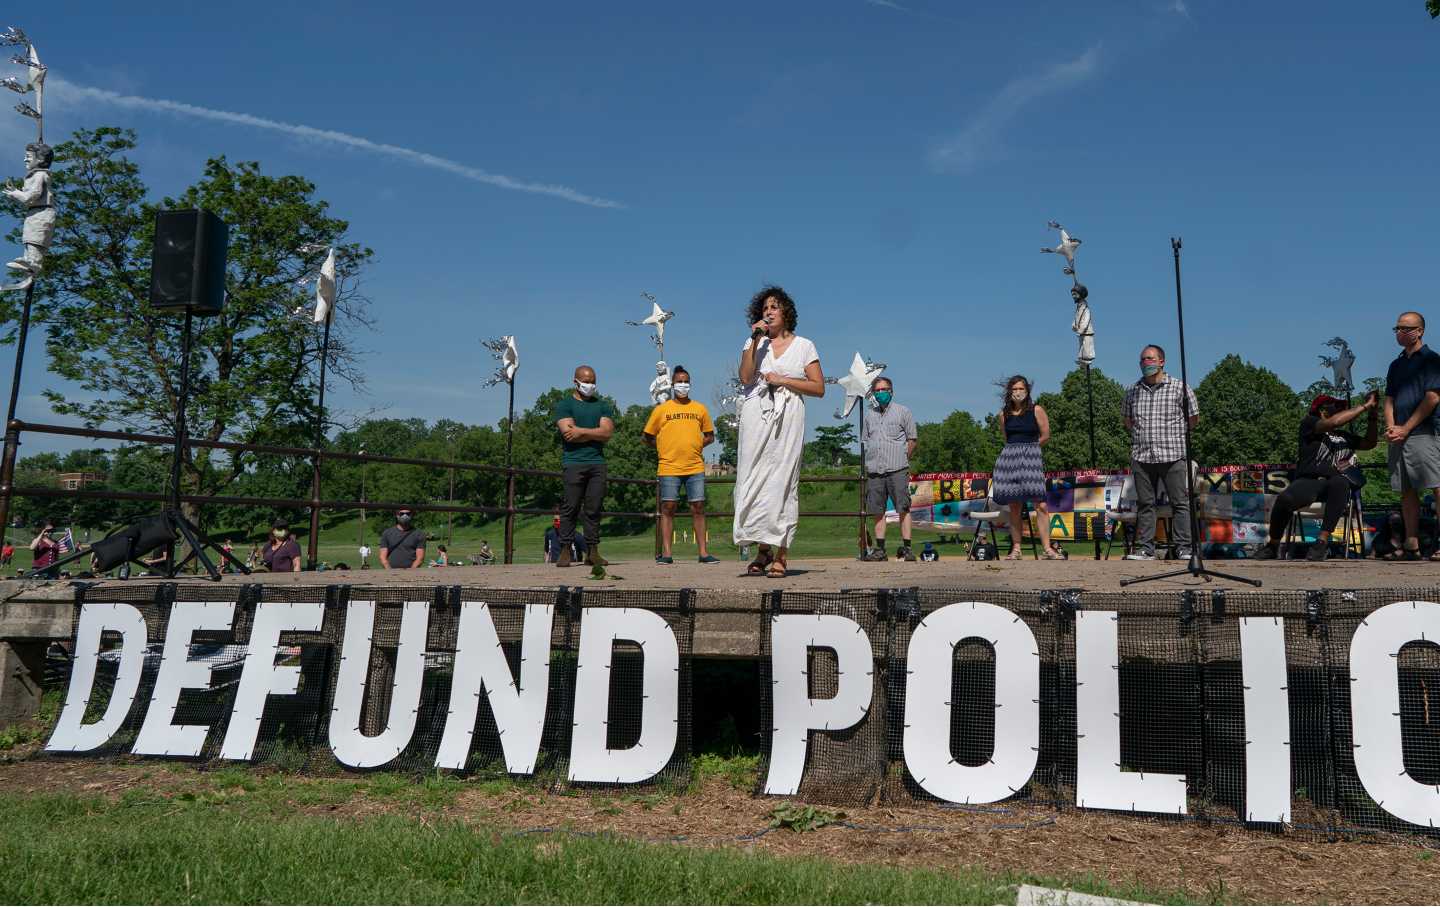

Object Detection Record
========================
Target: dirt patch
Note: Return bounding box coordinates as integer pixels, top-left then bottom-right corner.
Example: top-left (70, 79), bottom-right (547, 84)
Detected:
top-left (2, 758), bottom-right (1436, 904)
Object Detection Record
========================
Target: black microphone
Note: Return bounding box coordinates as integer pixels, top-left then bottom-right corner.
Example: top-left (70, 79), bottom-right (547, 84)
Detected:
top-left (751, 316), bottom-right (771, 340)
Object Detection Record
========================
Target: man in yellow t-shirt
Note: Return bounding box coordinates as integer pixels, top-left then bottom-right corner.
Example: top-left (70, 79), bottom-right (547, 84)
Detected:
top-left (642, 365), bottom-right (719, 564)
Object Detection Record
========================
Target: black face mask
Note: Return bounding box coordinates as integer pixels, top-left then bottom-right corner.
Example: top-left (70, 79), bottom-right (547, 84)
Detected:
top-left (397, 514), bottom-right (412, 526)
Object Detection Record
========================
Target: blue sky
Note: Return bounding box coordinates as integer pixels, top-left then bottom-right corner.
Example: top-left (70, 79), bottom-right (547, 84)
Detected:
top-left (4, 1), bottom-right (1438, 456)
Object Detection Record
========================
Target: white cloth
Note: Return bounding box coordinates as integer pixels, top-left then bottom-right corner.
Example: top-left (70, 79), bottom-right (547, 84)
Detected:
top-left (733, 335), bottom-right (819, 548)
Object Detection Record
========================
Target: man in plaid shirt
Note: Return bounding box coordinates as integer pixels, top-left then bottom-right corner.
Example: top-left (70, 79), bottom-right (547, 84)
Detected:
top-left (1122, 344), bottom-right (1199, 560)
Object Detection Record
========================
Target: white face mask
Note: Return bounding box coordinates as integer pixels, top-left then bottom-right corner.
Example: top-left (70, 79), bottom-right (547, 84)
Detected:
top-left (1010, 389), bottom-right (1026, 401)
top-left (576, 381), bottom-right (596, 397)
top-left (672, 382), bottom-right (690, 398)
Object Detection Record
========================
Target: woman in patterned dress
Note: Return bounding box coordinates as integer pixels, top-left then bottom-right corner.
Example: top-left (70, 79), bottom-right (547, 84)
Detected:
top-left (992, 376), bottom-right (1064, 559)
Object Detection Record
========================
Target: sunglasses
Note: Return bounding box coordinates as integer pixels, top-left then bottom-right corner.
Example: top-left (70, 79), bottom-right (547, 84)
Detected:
top-left (1394, 325), bottom-right (1422, 333)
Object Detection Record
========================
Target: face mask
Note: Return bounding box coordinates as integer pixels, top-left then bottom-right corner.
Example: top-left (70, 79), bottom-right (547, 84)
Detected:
top-left (576, 381), bottom-right (596, 397)
top-left (397, 514), bottom-right (412, 526)
top-left (873, 390), bottom-right (892, 406)
top-left (1141, 364), bottom-right (1162, 377)
top-left (1010, 389), bottom-right (1026, 402)
top-left (272, 529), bottom-right (287, 539)
top-left (673, 382), bottom-right (690, 398)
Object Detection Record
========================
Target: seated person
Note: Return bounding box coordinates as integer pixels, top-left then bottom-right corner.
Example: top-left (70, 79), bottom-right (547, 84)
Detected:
top-left (1256, 392), bottom-right (1377, 561)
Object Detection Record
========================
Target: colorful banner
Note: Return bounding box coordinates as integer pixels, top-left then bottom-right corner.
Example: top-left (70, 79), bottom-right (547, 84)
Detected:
top-left (892, 465), bottom-right (1368, 553)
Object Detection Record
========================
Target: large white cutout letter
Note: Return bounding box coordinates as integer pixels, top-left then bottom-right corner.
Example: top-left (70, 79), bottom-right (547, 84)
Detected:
top-left (329, 599), bottom-right (429, 769)
top-left (1350, 600), bottom-right (1440, 828)
top-left (569, 607), bottom-right (679, 783)
top-left (1239, 616), bottom-right (1291, 823)
top-left (132, 601), bottom-right (237, 757)
top-left (219, 601), bottom-right (325, 761)
top-left (1075, 610), bottom-right (1187, 815)
top-left (436, 601), bottom-right (555, 773)
top-left (46, 602), bottom-right (147, 753)
top-left (764, 614), bottom-right (874, 796)
top-left (903, 601), bottom-right (1039, 804)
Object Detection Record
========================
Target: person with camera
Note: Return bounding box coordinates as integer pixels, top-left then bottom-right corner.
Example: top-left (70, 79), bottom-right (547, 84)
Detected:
top-left (1255, 392), bottom-right (1378, 561)
top-left (29, 519), bottom-right (59, 576)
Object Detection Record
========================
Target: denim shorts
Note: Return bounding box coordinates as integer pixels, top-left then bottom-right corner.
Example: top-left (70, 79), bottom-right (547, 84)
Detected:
top-left (659, 473), bottom-right (705, 502)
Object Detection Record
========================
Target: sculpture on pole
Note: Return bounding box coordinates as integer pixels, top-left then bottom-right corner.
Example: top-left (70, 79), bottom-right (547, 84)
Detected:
top-left (1, 27), bottom-right (50, 293)
top-left (626, 292), bottom-right (675, 362)
top-left (1319, 337), bottom-right (1356, 400)
top-left (482, 335), bottom-right (520, 563)
top-left (648, 360), bottom-right (672, 405)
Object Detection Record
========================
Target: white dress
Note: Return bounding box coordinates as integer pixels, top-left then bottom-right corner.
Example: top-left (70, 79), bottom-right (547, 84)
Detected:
top-left (733, 334), bottom-right (819, 548)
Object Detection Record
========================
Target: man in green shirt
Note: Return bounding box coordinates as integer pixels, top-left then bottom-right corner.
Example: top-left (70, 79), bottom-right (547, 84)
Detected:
top-left (552, 364), bottom-right (616, 567)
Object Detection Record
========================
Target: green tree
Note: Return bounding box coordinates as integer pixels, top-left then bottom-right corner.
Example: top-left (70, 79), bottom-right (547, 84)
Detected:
top-left (1033, 367), bottom-right (1130, 470)
top-left (806, 423), bottom-right (859, 469)
top-left (4, 127), bottom-right (373, 527)
top-left (712, 412), bottom-right (739, 467)
top-left (1430, 0), bottom-right (1439, 18)
top-left (1192, 354), bottom-right (1303, 466)
top-left (911, 410), bottom-right (1001, 473)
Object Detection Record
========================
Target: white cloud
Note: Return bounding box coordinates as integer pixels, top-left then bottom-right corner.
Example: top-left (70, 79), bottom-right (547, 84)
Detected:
top-left (864, 0), bottom-right (910, 10)
top-left (1168, 0), bottom-right (1191, 18)
top-left (930, 45), bottom-right (1101, 173)
top-left (47, 78), bottom-right (625, 210)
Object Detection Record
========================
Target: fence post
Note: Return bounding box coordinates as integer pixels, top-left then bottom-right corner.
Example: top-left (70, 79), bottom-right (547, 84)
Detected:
top-left (503, 471), bottom-right (516, 564)
top-left (654, 480), bottom-right (662, 558)
top-left (307, 448), bottom-right (322, 569)
top-left (0, 423), bottom-right (17, 542)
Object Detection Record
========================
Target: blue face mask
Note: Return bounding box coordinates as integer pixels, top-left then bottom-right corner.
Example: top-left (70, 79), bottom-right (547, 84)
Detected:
top-left (873, 390), bottom-right (892, 406)
top-left (1141, 364), bottom-right (1162, 377)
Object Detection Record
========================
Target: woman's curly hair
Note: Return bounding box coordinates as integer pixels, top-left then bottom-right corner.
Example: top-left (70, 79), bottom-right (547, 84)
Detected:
top-left (746, 285), bottom-right (798, 332)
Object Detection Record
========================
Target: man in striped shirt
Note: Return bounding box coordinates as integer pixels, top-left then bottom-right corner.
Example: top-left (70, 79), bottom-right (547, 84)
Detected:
top-left (860, 377), bottom-right (918, 562)
top-left (1122, 344), bottom-right (1200, 561)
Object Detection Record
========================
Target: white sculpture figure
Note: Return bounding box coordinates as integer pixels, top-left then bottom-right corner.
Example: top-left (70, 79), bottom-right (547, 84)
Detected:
top-left (313, 247), bottom-right (337, 325)
top-left (1071, 282), bottom-right (1095, 367)
top-left (1041, 220), bottom-right (1082, 275)
top-left (626, 292), bottom-right (675, 359)
top-left (481, 335), bottom-right (519, 387)
top-left (0, 30), bottom-right (44, 139)
top-left (834, 351), bottom-right (886, 419)
top-left (2, 142), bottom-right (53, 290)
top-left (649, 360), bottom-right (672, 406)
top-left (1319, 337), bottom-right (1355, 398)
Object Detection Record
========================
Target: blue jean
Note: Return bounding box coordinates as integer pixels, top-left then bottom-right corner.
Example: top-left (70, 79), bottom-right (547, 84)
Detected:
top-left (658, 473), bottom-right (705, 503)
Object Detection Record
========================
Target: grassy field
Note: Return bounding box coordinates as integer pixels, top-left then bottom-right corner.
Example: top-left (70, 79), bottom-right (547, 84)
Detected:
top-left (2, 478), bottom-right (1104, 574)
top-left (0, 759), bottom-right (1194, 906)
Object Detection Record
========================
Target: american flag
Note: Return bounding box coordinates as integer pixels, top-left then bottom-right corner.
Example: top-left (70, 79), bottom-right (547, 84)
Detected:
top-left (56, 528), bottom-right (74, 555)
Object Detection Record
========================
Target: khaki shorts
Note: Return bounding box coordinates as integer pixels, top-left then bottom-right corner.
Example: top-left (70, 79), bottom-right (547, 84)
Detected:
top-left (865, 469), bottom-right (911, 516)
top-left (1389, 431), bottom-right (1440, 492)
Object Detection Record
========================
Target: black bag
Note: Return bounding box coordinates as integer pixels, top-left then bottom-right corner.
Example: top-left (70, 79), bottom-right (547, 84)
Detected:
top-left (970, 539), bottom-right (999, 561)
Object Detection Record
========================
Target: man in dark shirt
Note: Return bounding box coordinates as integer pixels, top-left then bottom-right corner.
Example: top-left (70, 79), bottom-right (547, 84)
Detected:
top-left (379, 508), bottom-right (425, 569)
top-left (1384, 311), bottom-right (1440, 559)
top-left (1255, 393), bottom-right (1377, 561)
top-left (261, 519), bottom-right (302, 573)
top-left (552, 365), bottom-right (615, 567)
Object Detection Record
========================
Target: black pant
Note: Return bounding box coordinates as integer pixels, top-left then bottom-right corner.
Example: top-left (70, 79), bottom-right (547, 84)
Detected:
top-left (1268, 474), bottom-right (1350, 540)
top-left (559, 463), bottom-right (607, 547)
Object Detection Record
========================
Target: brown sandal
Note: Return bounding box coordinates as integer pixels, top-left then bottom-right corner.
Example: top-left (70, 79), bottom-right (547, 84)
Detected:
top-left (747, 548), bottom-right (774, 576)
top-left (766, 557), bottom-right (787, 578)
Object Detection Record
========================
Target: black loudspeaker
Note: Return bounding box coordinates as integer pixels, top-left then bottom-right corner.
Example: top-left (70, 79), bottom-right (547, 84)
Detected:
top-left (149, 209), bottom-right (229, 315)
top-left (90, 514), bottom-right (178, 572)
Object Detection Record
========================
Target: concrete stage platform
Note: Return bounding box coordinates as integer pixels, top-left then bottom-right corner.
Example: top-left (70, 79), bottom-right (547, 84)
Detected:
top-left (8, 553), bottom-right (1424, 594)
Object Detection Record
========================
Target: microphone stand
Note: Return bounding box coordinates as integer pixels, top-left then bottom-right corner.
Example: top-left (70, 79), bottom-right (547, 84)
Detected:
top-left (1122, 238), bottom-right (1261, 588)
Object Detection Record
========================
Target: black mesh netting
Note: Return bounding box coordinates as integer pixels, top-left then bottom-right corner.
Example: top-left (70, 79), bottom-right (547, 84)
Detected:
top-left (39, 583), bottom-right (692, 789)
top-left (755, 590), bottom-right (889, 806)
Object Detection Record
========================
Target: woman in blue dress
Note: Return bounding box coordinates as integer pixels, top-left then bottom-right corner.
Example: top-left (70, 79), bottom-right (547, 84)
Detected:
top-left (992, 376), bottom-right (1065, 559)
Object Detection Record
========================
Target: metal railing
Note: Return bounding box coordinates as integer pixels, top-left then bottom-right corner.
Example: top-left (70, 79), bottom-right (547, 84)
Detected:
top-left (0, 420), bottom-right (873, 567)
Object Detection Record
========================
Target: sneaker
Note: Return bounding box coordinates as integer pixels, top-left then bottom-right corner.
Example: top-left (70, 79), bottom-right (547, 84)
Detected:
top-left (897, 545), bottom-right (917, 562)
top-left (1123, 550), bottom-right (1155, 561)
top-left (1306, 543), bottom-right (1329, 562)
top-left (860, 547), bottom-right (888, 562)
top-left (1252, 544), bottom-right (1279, 560)
top-left (655, 555), bottom-right (673, 565)
top-left (698, 554), bottom-right (720, 564)
top-left (1174, 548), bottom-right (1193, 560)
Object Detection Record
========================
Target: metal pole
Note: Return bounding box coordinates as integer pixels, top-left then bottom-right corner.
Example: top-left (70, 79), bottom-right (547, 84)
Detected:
top-left (503, 379), bottom-right (516, 564)
top-left (307, 317), bottom-right (332, 569)
top-left (0, 281), bottom-right (37, 537)
top-left (359, 451), bottom-right (366, 556)
top-left (856, 403), bottom-right (867, 556)
top-left (166, 308), bottom-right (195, 572)
top-left (1085, 363), bottom-right (1101, 560)
top-left (447, 466), bottom-right (454, 549)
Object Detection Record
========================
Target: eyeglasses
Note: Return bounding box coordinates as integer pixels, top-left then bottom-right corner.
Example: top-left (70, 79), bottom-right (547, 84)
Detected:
top-left (1394, 325), bottom-right (1422, 333)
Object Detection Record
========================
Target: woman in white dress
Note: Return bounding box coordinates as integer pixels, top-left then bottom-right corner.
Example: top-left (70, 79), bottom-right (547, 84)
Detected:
top-left (734, 286), bottom-right (825, 577)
